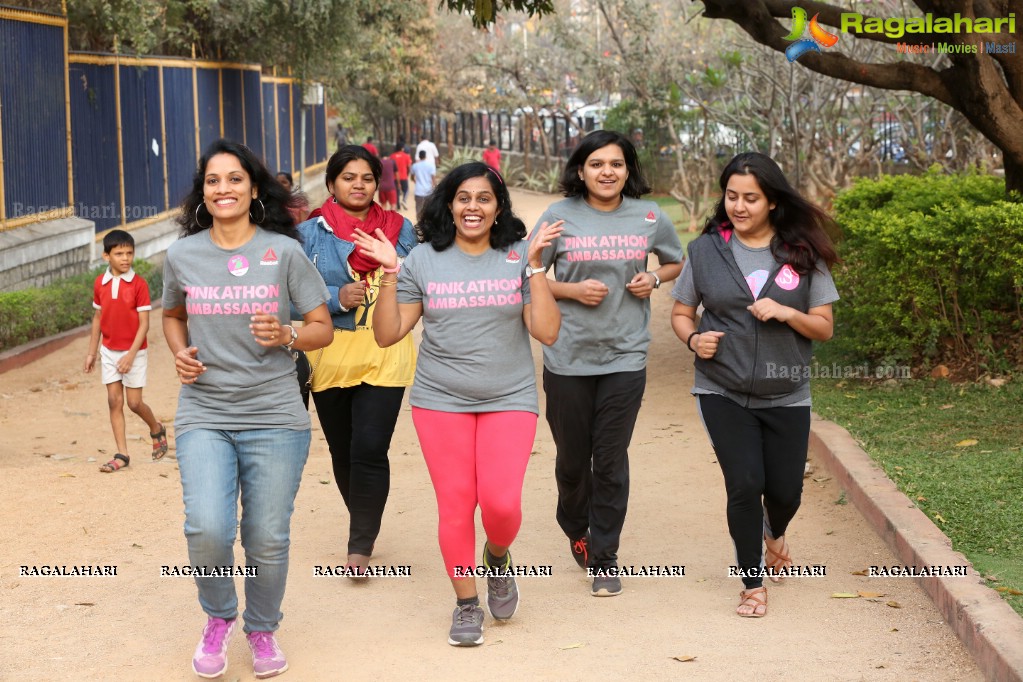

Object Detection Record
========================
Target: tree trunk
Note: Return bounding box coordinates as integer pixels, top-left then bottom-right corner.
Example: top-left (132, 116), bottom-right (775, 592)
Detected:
top-left (1003, 151), bottom-right (1023, 197)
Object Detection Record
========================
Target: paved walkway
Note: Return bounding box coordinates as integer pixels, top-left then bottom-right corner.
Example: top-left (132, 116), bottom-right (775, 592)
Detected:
top-left (0, 189), bottom-right (1008, 680)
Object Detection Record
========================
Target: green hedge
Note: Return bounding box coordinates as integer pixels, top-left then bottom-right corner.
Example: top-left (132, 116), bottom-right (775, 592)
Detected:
top-left (829, 168), bottom-right (1023, 373)
top-left (0, 260), bottom-right (163, 353)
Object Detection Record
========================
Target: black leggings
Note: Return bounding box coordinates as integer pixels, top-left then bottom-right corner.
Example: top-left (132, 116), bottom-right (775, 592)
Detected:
top-left (311, 384), bottom-right (405, 555)
top-left (544, 367), bottom-right (646, 569)
top-left (697, 394), bottom-right (810, 589)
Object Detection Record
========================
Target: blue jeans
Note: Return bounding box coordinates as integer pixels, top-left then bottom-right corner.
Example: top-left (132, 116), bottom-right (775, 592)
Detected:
top-left (176, 428), bottom-right (310, 632)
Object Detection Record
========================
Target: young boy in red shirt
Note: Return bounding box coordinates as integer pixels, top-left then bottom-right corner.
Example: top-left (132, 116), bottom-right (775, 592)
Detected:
top-left (84, 230), bottom-right (168, 472)
top-left (392, 144), bottom-right (412, 210)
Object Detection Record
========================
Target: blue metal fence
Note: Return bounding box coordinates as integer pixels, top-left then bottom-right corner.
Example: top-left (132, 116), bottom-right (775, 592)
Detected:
top-left (68, 62), bottom-right (120, 232)
top-left (1, 7), bottom-right (329, 235)
top-left (0, 9), bottom-right (70, 226)
top-left (119, 65), bottom-right (165, 227)
top-left (161, 65), bottom-right (198, 211)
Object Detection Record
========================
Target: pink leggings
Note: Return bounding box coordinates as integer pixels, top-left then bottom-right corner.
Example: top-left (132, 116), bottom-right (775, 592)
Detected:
top-left (412, 408), bottom-right (537, 579)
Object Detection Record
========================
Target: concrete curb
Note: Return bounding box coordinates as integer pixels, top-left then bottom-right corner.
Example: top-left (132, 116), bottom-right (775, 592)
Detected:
top-left (810, 416), bottom-right (1023, 682)
top-left (0, 323), bottom-right (91, 376)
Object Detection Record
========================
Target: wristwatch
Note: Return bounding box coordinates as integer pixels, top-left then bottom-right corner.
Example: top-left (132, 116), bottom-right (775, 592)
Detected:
top-left (650, 271), bottom-right (661, 289)
top-left (282, 324), bottom-right (298, 351)
top-left (525, 264), bottom-right (547, 277)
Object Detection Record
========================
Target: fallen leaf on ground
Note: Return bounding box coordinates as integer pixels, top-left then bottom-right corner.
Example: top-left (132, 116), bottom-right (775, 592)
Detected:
top-left (890, 628), bottom-right (898, 632)
top-left (939, 404), bottom-right (954, 410)
top-left (858, 591), bottom-right (886, 598)
top-left (831, 592), bottom-right (860, 598)
top-left (933, 512), bottom-right (947, 523)
top-left (916, 495), bottom-right (927, 501)
top-left (319, 480), bottom-right (330, 484)
top-left (75, 602), bottom-right (95, 606)
top-left (131, 543), bottom-right (143, 549)
top-left (886, 600), bottom-right (902, 608)
top-left (59, 473), bottom-right (75, 478)
top-left (955, 439), bottom-right (978, 447)
top-left (995, 586), bottom-right (1023, 595)
top-left (851, 569), bottom-right (868, 576)
top-left (559, 643), bottom-right (585, 650)
top-left (671, 655), bottom-right (697, 662)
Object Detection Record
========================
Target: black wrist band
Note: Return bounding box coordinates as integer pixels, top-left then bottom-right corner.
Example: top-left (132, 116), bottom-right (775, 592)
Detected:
top-left (687, 331), bottom-right (699, 352)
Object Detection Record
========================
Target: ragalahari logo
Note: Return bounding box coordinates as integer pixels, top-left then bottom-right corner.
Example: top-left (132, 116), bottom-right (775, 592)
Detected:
top-left (784, 7), bottom-right (840, 62)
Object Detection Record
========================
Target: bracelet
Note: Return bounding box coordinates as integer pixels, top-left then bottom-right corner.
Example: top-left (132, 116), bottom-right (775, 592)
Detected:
top-left (381, 258), bottom-right (403, 274)
top-left (283, 324), bottom-right (298, 351)
top-left (378, 279), bottom-right (397, 287)
top-left (686, 331), bottom-right (699, 352)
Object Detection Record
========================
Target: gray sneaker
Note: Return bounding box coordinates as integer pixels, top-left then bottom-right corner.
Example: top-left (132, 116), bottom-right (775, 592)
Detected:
top-left (591, 574), bottom-right (623, 597)
top-left (483, 545), bottom-right (520, 620)
top-left (447, 604), bottom-right (484, 646)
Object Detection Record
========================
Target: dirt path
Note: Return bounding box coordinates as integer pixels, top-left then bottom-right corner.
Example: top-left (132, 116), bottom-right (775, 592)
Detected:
top-left (0, 190), bottom-right (981, 680)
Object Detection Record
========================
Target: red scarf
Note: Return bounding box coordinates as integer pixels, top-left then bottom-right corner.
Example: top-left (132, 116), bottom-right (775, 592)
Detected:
top-left (315, 198), bottom-right (404, 278)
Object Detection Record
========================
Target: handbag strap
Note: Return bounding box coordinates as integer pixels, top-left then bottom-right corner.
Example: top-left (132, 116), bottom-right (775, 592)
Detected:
top-left (305, 347), bottom-right (326, 390)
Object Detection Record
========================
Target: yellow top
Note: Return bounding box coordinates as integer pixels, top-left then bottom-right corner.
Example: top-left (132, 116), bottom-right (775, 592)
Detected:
top-left (310, 268), bottom-right (416, 390)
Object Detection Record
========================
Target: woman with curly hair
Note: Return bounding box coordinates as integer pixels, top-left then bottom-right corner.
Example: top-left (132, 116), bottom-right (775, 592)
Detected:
top-left (163, 138), bottom-right (333, 678)
top-left (670, 151), bottom-right (839, 618)
top-left (353, 162), bottom-right (563, 647)
top-left (296, 144), bottom-right (418, 578)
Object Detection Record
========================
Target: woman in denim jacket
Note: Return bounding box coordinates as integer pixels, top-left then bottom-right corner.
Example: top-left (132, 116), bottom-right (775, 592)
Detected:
top-left (297, 145), bottom-right (418, 577)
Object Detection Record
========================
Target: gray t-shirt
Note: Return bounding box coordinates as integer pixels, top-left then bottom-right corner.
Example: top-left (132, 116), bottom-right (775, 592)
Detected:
top-left (537, 196), bottom-right (684, 375)
top-left (670, 236), bottom-right (839, 406)
top-left (397, 241), bottom-right (537, 414)
top-left (163, 229), bottom-right (329, 435)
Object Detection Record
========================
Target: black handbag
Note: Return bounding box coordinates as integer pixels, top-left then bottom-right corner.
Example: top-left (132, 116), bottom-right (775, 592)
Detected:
top-left (294, 350), bottom-right (312, 409)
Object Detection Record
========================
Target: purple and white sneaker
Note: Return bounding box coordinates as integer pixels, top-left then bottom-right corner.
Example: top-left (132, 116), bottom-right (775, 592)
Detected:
top-left (192, 617), bottom-right (236, 678)
top-left (247, 631), bottom-right (289, 678)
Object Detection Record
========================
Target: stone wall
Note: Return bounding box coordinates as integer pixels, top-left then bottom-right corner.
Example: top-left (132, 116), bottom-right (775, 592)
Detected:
top-left (0, 217), bottom-right (95, 293)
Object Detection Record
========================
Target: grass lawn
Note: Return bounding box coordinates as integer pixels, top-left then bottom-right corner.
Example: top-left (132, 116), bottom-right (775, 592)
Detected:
top-left (811, 374), bottom-right (1023, 615)
top-left (650, 195), bottom-right (700, 247)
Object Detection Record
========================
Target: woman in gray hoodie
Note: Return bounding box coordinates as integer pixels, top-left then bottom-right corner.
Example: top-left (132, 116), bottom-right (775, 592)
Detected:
top-left (670, 152), bottom-right (839, 618)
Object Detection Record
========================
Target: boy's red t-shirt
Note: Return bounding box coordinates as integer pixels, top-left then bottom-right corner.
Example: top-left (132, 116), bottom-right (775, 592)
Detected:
top-left (392, 150), bottom-right (412, 180)
top-left (93, 269), bottom-right (152, 351)
top-left (483, 147), bottom-right (501, 171)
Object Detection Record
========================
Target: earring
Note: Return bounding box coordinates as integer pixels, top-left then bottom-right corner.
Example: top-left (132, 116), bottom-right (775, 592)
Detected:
top-left (195, 203), bottom-right (212, 229)
top-left (249, 198), bottom-right (266, 224)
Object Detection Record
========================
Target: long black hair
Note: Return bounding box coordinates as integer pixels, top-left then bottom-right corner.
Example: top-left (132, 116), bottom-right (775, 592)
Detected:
top-left (178, 139), bottom-right (298, 240)
top-left (418, 162), bottom-right (526, 251)
top-left (325, 144), bottom-right (382, 189)
top-left (559, 129), bottom-right (651, 198)
top-left (705, 152), bottom-right (839, 274)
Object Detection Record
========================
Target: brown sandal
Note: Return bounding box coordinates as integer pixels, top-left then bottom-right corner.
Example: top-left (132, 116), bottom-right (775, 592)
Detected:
top-left (738, 587), bottom-right (767, 617)
top-left (764, 534), bottom-right (792, 583)
top-left (99, 453), bottom-right (129, 473)
top-left (151, 423), bottom-right (169, 460)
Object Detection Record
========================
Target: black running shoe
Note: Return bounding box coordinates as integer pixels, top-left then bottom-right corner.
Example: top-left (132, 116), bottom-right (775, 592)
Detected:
top-left (570, 534), bottom-right (590, 570)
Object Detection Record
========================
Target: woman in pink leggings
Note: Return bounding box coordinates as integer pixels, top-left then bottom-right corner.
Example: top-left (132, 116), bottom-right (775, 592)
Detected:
top-left (353, 162), bottom-right (562, 647)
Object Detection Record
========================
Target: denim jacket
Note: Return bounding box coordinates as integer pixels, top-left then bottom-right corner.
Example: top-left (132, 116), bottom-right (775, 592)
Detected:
top-left (296, 215), bottom-right (417, 330)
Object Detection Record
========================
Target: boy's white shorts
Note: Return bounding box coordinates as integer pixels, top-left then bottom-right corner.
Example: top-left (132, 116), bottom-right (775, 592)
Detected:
top-left (100, 346), bottom-right (148, 388)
